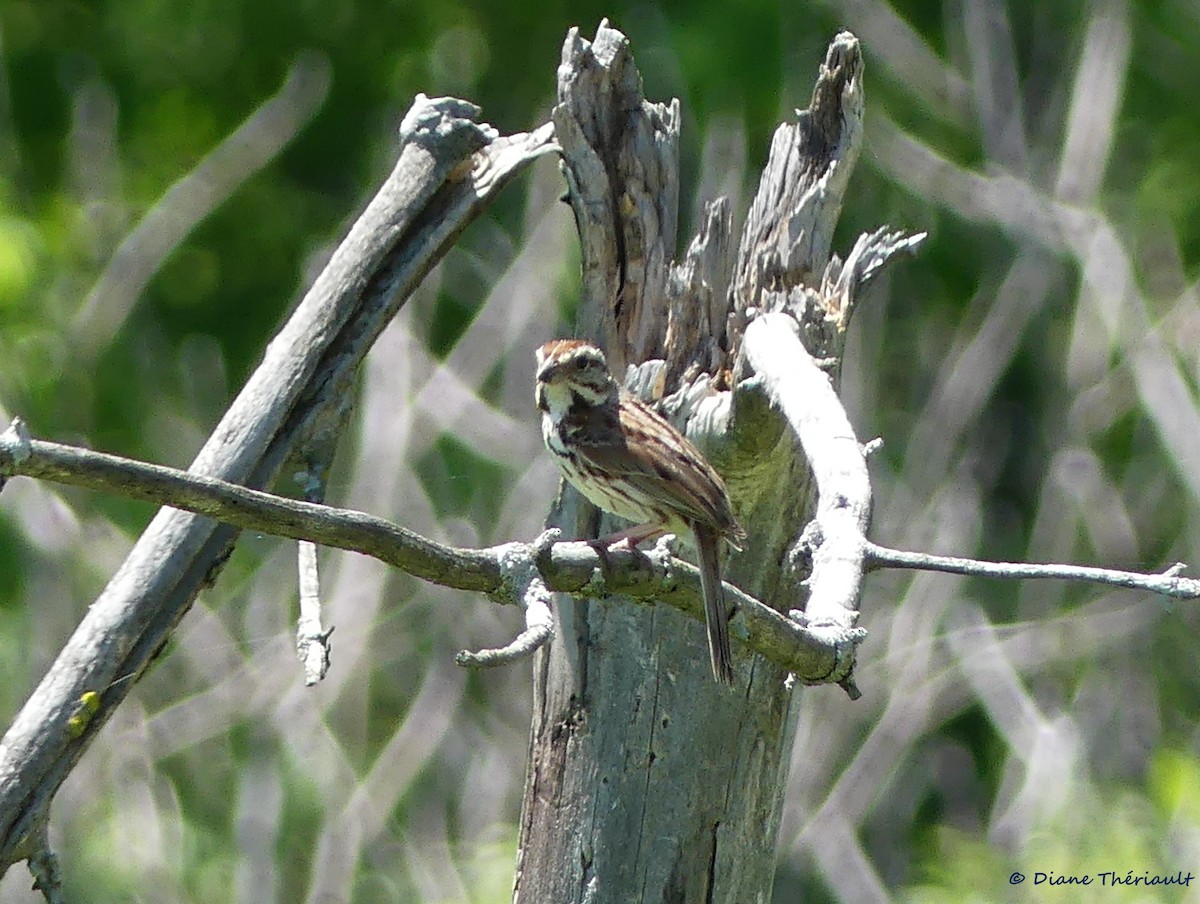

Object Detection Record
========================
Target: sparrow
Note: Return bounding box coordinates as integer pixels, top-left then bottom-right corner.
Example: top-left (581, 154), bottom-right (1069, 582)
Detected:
top-left (535, 338), bottom-right (746, 684)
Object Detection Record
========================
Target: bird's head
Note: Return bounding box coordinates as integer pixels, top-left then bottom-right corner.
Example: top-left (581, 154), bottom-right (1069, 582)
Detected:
top-left (535, 339), bottom-right (617, 414)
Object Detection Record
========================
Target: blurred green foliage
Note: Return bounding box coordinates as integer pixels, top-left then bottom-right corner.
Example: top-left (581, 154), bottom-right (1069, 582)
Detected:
top-left (905, 750), bottom-right (1200, 904)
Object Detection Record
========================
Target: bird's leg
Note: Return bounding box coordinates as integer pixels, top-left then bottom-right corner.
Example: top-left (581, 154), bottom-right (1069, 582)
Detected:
top-left (592, 522), bottom-right (666, 550)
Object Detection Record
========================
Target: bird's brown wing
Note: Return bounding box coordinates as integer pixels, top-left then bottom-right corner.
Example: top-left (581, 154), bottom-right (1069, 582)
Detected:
top-left (570, 393), bottom-right (743, 539)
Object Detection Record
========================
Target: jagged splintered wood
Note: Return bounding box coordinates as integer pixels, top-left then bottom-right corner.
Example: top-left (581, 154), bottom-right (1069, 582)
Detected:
top-left (515, 22), bottom-right (918, 904)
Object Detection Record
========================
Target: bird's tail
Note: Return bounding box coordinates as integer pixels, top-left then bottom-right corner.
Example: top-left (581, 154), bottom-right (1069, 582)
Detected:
top-left (693, 521), bottom-right (734, 685)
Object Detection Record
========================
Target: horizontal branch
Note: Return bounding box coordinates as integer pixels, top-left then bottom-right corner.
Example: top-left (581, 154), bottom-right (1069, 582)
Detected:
top-left (0, 420), bottom-right (846, 683)
top-left (0, 419), bottom-right (498, 589)
top-left (9, 413), bottom-right (1196, 698)
top-left (865, 541), bottom-right (1200, 598)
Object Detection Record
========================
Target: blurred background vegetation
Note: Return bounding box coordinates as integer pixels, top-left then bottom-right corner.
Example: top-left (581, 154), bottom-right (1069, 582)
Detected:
top-left (1, 0), bottom-right (1199, 901)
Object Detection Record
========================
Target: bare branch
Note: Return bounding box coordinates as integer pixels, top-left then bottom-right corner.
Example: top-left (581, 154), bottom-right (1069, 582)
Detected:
top-left (739, 313), bottom-right (871, 691)
top-left (0, 419), bottom-right (499, 589)
top-left (865, 542), bottom-right (1200, 598)
top-left (296, 541), bottom-right (333, 685)
top-left (26, 830), bottom-right (63, 904)
top-left (24, 387), bottom-right (1194, 695)
top-left (455, 621), bottom-right (552, 668)
top-left (456, 598), bottom-right (554, 668)
top-left (0, 421), bottom-right (846, 683)
top-left (292, 406), bottom-right (351, 685)
top-left (455, 529), bottom-right (559, 668)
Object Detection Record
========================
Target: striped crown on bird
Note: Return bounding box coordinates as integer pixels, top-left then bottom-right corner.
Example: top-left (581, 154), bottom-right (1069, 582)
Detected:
top-left (534, 338), bottom-right (746, 684)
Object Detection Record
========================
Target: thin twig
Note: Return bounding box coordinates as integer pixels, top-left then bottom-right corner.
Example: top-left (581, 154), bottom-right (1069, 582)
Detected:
top-left (0, 419), bottom-right (499, 589)
top-left (865, 541), bottom-right (1200, 598)
top-left (26, 828), bottom-right (64, 904)
top-left (292, 415), bottom-right (348, 685)
top-left (456, 530), bottom-right (559, 668)
top-left (455, 618), bottom-right (552, 668)
top-left (296, 541), bottom-right (332, 685)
